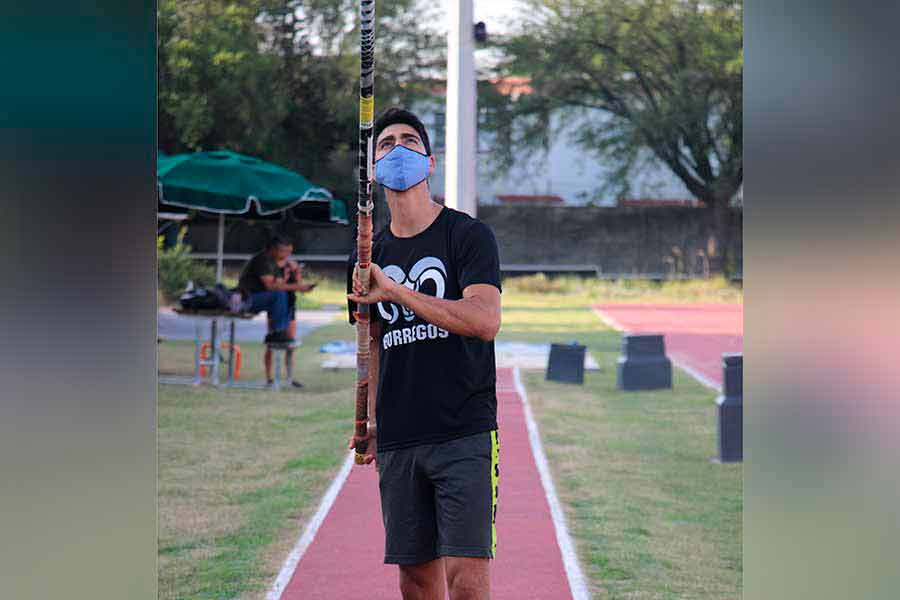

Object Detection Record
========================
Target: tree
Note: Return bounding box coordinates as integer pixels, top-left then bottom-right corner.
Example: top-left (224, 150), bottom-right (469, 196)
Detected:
top-left (158, 1), bottom-right (288, 157)
top-left (158, 0), bottom-right (446, 205)
top-left (253, 0), bottom-right (446, 200)
top-left (486, 0), bottom-right (742, 272)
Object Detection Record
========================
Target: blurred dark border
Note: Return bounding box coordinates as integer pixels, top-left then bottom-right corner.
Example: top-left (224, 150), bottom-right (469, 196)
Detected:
top-left (0, 2), bottom-right (157, 598)
top-left (747, 2), bottom-right (900, 599)
top-left (4, 0), bottom-right (900, 598)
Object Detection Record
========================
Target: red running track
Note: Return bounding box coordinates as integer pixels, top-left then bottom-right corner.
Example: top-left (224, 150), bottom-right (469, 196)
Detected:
top-left (593, 303), bottom-right (743, 388)
top-left (277, 367), bottom-right (576, 599)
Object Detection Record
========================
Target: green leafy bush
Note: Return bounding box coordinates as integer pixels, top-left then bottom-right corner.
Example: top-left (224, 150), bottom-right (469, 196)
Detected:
top-left (158, 227), bottom-right (215, 303)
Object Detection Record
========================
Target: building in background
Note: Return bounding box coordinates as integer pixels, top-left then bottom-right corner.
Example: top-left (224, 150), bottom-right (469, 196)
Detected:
top-left (417, 77), bottom-right (692, 206)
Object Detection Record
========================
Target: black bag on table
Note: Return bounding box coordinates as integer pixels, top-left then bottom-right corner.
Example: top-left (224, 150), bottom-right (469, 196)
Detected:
top-left (179, 283), bottom-right (231, 311)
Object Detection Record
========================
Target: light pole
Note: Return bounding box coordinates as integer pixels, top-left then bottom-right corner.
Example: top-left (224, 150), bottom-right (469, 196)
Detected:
top-left (445, 0), bottom-right (477, 217)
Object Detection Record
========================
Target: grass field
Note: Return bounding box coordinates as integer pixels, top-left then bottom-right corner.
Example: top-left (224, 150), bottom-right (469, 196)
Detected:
top-left (501, 274), bottom-right (741, 305)
top-left (157, 318), bottom-right (355, 600)
top-left (497, 287), bottom-right (743, 599)
top-left (194, 271), bottom-right (742, 312)
top-left (157, 276), bottom-right (741, 599)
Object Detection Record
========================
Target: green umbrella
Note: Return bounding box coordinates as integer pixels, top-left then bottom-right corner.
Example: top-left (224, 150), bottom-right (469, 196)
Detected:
top-left (158, 150), bottom-right (327, 214)
top-left (157, 150), bottom-right (336, 280)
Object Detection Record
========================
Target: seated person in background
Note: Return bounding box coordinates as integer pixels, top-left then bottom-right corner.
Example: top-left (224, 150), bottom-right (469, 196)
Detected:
top-left (237, 235), bottom-right (308, 344)
top-left (264, 258), bottom-right (314, 388)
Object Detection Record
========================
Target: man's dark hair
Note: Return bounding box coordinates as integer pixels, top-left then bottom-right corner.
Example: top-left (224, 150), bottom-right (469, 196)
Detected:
top-left (374, 107), bottom-right (432, 156)
top-left (266, 234), bottom-right (293, 250)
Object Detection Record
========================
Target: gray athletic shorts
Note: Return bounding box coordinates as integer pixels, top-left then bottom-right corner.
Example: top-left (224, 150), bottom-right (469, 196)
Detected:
top-left (377, 430), bottom-right (500, 565)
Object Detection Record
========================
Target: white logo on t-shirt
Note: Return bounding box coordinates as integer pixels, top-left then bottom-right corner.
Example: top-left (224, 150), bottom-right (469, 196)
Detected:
top-left (378, 256), bottom-right (447, 325)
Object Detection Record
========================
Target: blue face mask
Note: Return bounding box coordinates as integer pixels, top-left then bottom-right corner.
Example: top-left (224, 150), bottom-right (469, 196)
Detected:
top-left (375, 144), bottom-right (430, 192)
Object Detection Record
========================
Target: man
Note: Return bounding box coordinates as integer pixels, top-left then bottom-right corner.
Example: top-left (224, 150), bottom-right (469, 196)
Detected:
top-left (347, 108), bottom-right (502, 600)
top-left (263, 257), bottom-right (313, 387)
top-left (237, 235), bottom-right (310, 345)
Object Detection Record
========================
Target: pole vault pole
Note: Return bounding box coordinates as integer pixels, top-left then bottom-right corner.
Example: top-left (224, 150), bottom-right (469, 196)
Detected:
top-left (353, 0), bottom-right (376, 465)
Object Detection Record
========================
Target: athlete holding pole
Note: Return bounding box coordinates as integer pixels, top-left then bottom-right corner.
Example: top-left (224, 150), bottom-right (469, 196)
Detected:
top-left (348, 90), bottom-right (506, 600)
top-left (346, 4), bottom-right (502, 597)
top-left (348, 102), bottom-right (503, 599)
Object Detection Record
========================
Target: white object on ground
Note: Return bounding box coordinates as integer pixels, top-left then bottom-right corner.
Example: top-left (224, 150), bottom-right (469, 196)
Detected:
top-left (319, 341), bottom-right (599, 371)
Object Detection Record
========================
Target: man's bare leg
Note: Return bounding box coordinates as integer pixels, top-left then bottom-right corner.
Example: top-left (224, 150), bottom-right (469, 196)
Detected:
top-left (399, 558), bottom-right (445, 600)
top-left (444, 557), bottom-right (490, 600)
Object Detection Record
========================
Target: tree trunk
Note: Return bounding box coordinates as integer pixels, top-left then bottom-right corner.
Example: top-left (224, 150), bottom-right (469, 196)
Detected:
top-left (707, 198), bottom-right (733, 276)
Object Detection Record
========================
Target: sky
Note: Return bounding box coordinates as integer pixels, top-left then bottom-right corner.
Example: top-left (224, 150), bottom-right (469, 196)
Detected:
top-left (438, 0), bottom-right (529, 69)
top-left (442, 0), bottom-right (528, 35)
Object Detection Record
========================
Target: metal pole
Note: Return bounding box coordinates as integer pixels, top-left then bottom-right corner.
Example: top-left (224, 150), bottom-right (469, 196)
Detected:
top-left (193, 320), bottom-right (202, 385)
top-left (285, 348), bottom-right (294, 384)
top-left (210, 318), bottom-right (220, 387)
top-left (226, 319), bottom-right (236, 386)
top-left (274, 349), bottom-right (282, 392)
top-left (445, 0), bottom-right (477, 217)
top-left (216, 212), bottom-right (225, 282)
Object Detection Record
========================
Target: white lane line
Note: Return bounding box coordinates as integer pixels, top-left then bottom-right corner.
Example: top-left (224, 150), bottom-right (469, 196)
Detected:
top-left (591, 306), bottom-right (722, 392)
top-left (512, 367), bottom-right (591, 600)
top-left (266, 451), bottom-right (355, 600)
top-left (591, 307), bottom-right (626, 332)
top-left (669, 356), bottom-right (722, 392)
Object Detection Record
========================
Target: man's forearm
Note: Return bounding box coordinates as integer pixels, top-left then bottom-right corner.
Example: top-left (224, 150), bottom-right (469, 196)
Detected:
top-left (265, 281), bottom-right (303, 292)
top-left (390, 285), bottom-right (498, 341)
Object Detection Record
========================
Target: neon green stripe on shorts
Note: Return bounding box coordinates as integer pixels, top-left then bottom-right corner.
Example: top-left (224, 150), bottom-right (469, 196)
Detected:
top-left (491, 429), bottom-right (500, 556)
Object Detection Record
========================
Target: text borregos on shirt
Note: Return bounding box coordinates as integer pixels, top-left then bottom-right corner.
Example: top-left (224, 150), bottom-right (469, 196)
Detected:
top-left (383, 323), bottom-right (450, 350)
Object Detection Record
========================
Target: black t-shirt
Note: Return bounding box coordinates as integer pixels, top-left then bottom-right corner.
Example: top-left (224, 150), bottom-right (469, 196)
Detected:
top-left (347, 207), bottom-right (502, 452)
top-left (238, 251), bottom-right (278, 296)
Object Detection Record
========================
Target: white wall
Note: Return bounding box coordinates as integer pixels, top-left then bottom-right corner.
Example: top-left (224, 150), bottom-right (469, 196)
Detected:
top-left (420, 105), bottom-right (691, 206)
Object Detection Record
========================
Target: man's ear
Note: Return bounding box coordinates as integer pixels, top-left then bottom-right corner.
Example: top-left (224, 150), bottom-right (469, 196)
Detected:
top-left (428, 154), bottom-right (436, 176)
